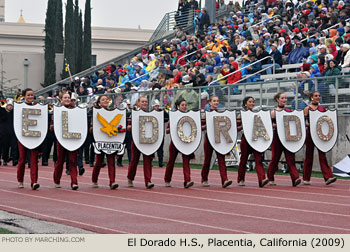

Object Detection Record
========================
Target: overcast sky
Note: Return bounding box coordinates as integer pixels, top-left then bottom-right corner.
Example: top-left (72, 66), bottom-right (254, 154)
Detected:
top-left (5, 0), bottom-right (179, 29)
top-left (5, 1), bottom-right (242, 29)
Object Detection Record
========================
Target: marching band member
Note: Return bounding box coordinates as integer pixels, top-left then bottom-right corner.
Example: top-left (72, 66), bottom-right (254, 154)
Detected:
top-left (127, 96), bottom-right (155, 189)
top-left (164, 98), bottom-right (194, 188)
top-left (53, 93), bottom-right (79, 190)
top-left (91, 95), bottom-right (119, 189)
top-left (303, 91), bottom-right (337, 185)
top-left (17, 88), bottom-right (40, 190)
top-left (267, 92), bottom-right (301, 186)
top-left (201, 96), bottom-right (232, 188)
top-left (237, 97), bottom-right (269, 188)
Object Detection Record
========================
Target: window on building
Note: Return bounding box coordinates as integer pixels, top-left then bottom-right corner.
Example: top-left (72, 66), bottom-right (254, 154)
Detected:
top-left (91, 55), bottom-right (96, 67)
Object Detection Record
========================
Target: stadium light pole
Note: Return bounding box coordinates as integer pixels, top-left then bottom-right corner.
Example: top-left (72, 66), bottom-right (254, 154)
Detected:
top-left (205, 0), bottom-right (216, 24)
top-left (23, 58), bottom-right (29, 90)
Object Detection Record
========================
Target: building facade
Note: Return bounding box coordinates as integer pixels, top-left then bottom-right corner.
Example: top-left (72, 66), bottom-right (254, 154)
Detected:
top-left (0, 21), bottom-right (153, 92)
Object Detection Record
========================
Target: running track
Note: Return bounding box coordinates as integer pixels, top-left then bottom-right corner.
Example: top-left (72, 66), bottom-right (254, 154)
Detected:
top-left (0, 162), bottom-right (349, 234)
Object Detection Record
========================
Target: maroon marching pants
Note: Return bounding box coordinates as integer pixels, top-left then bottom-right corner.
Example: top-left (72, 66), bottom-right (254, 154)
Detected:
top-left (303, 129), bottom-right (333, 182)
top-left (164, 141), bottom-right (191, 185)
top-left (127, 141), bottom-right (153, 186)
top-left (17, 141), bottom-right (39, 186)
top-left (92, 153), bottom-right (116, 186)
top-left (237, 135), bottom-right (266, 184)
top-left (53, 142), bottom-right (78, 186)
top-left (267, 130), bottom-right (300, 183)
top-left (201, 136), bottom-right (228, 185)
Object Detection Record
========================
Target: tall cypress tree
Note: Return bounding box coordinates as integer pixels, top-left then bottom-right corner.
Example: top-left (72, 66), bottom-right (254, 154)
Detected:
top-left (76, 10), bottom-right (83, 73)
top-left (55, 0), bottom-right (64, 53)
top-left (44, 0), bottom-right (56, 87)
top-left (82, 0), bottom-right (92, 70)
top-left (73, 0), bottom-right (79, 72)
top-left (62, 0), bottom-right (75, 78)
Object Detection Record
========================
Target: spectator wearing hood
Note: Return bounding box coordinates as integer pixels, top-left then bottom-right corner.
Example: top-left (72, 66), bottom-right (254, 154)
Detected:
top-left (328, 43), bottom-right (338, 59)
top-left (287, 40), bottom-right (309, 64)
top-left (307, 47), bottom-right (318, 63)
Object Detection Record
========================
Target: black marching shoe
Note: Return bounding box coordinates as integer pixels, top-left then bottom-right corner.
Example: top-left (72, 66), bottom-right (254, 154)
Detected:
top-left (31, 183), bottom-right (40, 190)
top-left (259, 178), bottom-right (269, 188)
top-left (292, 178), bottom-right (301, 187)
top-left (79, 167), bottom-right (85, 176)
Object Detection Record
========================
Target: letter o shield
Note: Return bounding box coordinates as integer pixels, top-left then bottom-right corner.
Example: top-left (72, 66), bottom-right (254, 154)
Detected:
top-left (309, 110), bottom-right (338, 153)
top-left (169, 110), bottom-right (202, 155)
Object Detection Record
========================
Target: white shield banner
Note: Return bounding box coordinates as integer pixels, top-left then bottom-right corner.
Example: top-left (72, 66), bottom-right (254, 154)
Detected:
top-left (276, 110), bottom-right (306, 153)
top-left (14, 102), bottom-right (48, 149)
top-left (205, 110), bottom-right (237, 155)
top-left (54, 106), bottom-right (88, 151)
top-left (241, 110), bottom-right (273, 153)
top-left (309, 110), bottom-right (338, 153)
top-left (132, 110), bottom-right (164, 156)
top-left (93, 108), bottom-right (126, 155)
top-left (169, 110), bottom-right (202, 155)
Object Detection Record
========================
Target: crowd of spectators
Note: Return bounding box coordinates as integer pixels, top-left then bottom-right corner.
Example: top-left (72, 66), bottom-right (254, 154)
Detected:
top-left (24, 0), bottom-right (350, 110)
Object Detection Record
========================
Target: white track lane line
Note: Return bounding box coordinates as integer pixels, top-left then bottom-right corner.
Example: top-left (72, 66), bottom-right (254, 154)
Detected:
top-left (1, 179), bottom-right (350, 233)
top-left (1, 170), bottom-right (349, 207)
top-left (0, 188), bottom-right (249, 234)
top-left (2, 166), bottom-right (349, 199)
top-left (0, 203), bottom-right (128, 234)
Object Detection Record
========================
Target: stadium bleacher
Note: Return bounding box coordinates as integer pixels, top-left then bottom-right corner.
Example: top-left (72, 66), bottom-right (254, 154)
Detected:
top-left (5, 0), bottom-right (350, 112)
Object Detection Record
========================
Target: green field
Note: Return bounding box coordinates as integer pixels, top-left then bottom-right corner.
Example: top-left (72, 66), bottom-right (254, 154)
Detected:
top-left (0, 227), bottom-right (15, 234)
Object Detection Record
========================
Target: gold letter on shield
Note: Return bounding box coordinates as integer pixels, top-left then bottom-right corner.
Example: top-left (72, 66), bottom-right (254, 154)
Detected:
top-left (22, 108), bottom-right (41, 137)
top-left (177, 116), bottom-right (197, 143)
top-left (139, 116), bottom-right (159, 144)
top-left (62, 111), bottom-right (81, 139)
top-left (213, 116), bottom-right (233, 143)
top-left (252, 115), bottom-right (270, 141)
top-left (316, 115), bottom-right (334, 141)
top-left (283, 115), bottom-right (302, 141)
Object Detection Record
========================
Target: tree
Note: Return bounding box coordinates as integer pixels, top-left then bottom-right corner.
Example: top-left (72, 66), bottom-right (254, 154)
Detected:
top-left (55, 0), bottom-right (64, 53)
top-left (62, 0), bottom-right (75, 78)
top-left (73, 0), bottom-right (79, 71)
top-left (82, 0), bottom-right (92, 71)
top-left (76, 10), bottom-right (83, 73)
top-left (44, 0), bottom-right (56, 87)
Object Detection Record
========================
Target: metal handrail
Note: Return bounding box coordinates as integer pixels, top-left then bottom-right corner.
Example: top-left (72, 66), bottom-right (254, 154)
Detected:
top-left (250, 14), bottom-right (281, 29)
top-left (178, 39), bottom-right (226, 63)
top-left (35, 10), bottom-right (236, 96)
top-left (300, 17), bottom-right (350, 43)
top-left (33, 75), bottom-right (350, 112)
top-left (208, 56), bottom-right (275, 85)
